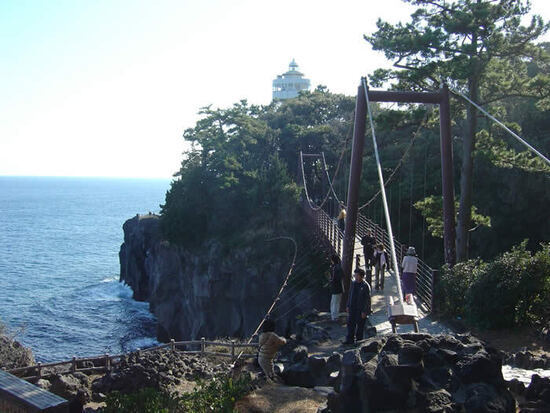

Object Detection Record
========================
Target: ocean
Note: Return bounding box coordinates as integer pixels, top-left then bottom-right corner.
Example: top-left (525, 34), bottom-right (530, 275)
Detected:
top-left (0, 176), bottom-right (170, 362)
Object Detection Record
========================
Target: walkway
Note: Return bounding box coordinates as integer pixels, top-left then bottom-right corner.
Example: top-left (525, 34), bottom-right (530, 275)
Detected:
top-left (304, 267), bottom-right (451, 357)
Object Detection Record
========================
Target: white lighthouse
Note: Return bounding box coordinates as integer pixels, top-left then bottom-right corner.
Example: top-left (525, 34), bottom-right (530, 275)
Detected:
top-left (272, 59), bottom-right (311, 100)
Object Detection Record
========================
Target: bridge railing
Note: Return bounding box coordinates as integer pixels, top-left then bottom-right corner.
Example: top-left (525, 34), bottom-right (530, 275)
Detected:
top-left (303, 199), bottom-right (434, 313)
top-left (5, 339), bottom-right (258, 381)
top-left (356, 213), bottom-right (434, 312)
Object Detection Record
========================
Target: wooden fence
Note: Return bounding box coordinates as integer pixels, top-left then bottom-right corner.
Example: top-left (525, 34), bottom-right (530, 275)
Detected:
top-left (5, 338), bottom-right (258, 381)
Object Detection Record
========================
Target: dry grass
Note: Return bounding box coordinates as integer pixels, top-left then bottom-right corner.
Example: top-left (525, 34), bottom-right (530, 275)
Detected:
top-left (235, 383), bottom-right (325, 413)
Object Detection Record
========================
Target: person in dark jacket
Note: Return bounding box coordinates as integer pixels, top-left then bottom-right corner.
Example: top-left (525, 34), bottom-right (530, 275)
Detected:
top-left (343, 268), bottom-right (371, 344)
top-left (361, 232), bottom-right (376, 287)
top-left (328, 254), bottom-right (344, 321)
top-left (373, 243), bottom-right (389, 291)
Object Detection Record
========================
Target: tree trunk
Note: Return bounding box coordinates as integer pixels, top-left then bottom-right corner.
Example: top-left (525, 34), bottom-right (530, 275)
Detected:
top-left (456, 74), bottom-right (479, 261)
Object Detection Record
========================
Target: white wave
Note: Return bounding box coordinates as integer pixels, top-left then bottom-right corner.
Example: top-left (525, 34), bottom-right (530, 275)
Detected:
top-left (502, 364), bottom-right (550, 385)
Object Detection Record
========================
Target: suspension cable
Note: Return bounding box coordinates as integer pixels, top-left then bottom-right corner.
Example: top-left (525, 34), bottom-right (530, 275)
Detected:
top-left (321, 152), bottom-right (343, 205)
top-left (357, 109), bottom-right (432, 211)
top-left (232, 236), bottom-right (297, 366)
top-left (363, 77), bottom-right (404, 302)
top-left (451, 88), bottom-right (550, 167)
top-left (300, 118), bottom-right (354, 211)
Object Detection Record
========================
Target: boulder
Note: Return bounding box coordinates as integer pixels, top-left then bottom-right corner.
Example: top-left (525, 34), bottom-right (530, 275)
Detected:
top-left (525, 374), bottom-right (550, 403)
top-left (326, 333), bottom-right (516, 412)
top-left (50, 374), bottom-right (84, 399)
top-left (455, 350), bottom-right (503, 385)
top-left (507, 378), bottom-right (525, 396)
top-left (325, 352), bottom-right (342, 374)
top-left (290, 345), bottom-right (308, 364)
top-left (417, 388), bottom-right (453, 413)
top-left (35, 379), bottom-right (51, 391)
top-left (282, 361), bottom-right (316, 388)
top-left (456, 382), bottom-right (516, 412)
top-left (307, 355), bottom-right (328, 380)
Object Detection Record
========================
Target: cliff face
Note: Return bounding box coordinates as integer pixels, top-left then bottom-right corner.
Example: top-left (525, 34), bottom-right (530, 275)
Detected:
top-left (119, 214), bottom-right (325, 342)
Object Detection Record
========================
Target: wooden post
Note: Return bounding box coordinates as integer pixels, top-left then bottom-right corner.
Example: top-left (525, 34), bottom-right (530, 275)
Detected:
top-left (200, 337), bottom-right (205, 357)
top-left (342, 83), bottom-right (367, 306)
top-left (71, 356), bottom-right (77, 373)
top-left (36, 362), bottom-right (42, 379)
top-left (231, 340), bottom-right (235, 361)
top-left (170, 339), bottom-right (175, 352)
top-left (105, 354), bottom-right (111, 371)
top-left (438, 85), bottom-right (457, 266)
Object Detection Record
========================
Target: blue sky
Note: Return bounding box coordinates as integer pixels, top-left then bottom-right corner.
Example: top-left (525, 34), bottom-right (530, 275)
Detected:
top-left (1, 0), bottom-right (549, 178)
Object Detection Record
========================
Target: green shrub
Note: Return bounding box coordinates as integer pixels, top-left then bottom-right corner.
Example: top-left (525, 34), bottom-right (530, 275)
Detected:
top-left (437, 241), bottom-right (550, 329)
top-left (103, 388), bottom-right (179, 413)
top-left (465, 244), bottom-right (528, 328)
top-left (509, 242), bottom-right (550, 327)
top-left (179, 373), bottom-right (251, 413)
top-left (103, 373), bottom-right (251, 413)
top-left (435, 259), bottom-right (486, 317)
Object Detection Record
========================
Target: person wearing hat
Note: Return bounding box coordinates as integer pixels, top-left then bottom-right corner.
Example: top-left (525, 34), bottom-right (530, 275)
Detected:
top-left (258, 317), bottom-right (286, 380)
top-left (401, 246), bottom-right (418, 305)
top-left (343, 268), bottom-right (371, 345)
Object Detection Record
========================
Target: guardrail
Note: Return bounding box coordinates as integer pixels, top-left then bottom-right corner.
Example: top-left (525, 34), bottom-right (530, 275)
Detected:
top-left (5, 338), bottom-right (258, 381)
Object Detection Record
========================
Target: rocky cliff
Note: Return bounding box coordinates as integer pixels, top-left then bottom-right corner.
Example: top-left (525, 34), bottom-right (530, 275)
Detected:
top-left (119, 214), bottom-right (326, 342)
top-left (0, 334), bottom-right (34, 369)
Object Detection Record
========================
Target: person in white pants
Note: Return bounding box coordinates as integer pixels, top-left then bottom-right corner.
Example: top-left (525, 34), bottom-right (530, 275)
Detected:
top-left (328, 254), bottom-right (344, 321)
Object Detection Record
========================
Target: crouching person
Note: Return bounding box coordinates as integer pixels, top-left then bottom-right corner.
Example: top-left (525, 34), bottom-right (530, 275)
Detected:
top-left (343, 268), bottom-right (372, 345)
top-left (258, 317), bottom-right (287, 380)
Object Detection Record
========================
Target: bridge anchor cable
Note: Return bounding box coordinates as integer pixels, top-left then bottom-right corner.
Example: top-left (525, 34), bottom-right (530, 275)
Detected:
top-left (363, 77), bottom-right (404, 302)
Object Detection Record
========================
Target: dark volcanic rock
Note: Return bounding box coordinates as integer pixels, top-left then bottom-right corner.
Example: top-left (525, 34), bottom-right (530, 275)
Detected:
top-left (506, 350), bottom-right (550, 370)
top-left (282, 361), bottom-right (316, 388)
top-left (92, 349), bottom-right (228, 396)
top-left (525, 374), bottom-right (550, 403)
top-left (327, 333), bottom-right (516, 413)
top-left (119, 215), bottom-right (326, 341)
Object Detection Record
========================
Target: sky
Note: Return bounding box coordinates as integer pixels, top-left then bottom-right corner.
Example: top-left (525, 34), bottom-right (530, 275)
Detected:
top-left (1, 0), bottom-right (549, 178)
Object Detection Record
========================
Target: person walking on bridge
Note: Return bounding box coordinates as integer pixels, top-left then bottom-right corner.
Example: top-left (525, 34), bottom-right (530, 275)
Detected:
top-left (328, 254), bottom-right (344, 321)
top-left (373, 244), bottom-right (389, 291)
top-left (343, 268), bottom-right (371, 345)
top-left (361, 231), bottom-right (376, 287)
top-left (401, 246), bottom-right (418, 305)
